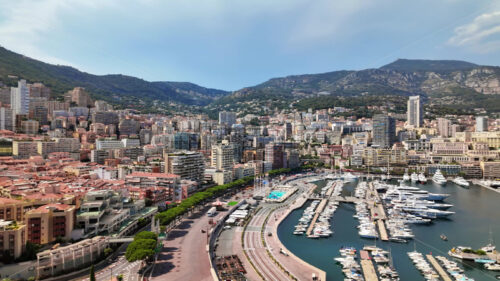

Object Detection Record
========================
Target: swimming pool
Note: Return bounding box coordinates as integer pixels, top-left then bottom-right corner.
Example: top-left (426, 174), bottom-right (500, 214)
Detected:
top-left (268, 190), bottom-right (286, 200)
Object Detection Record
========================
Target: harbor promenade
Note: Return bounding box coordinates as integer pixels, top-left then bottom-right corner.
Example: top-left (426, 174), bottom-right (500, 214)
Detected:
top-left (265, 180), bottom-right (327, 281)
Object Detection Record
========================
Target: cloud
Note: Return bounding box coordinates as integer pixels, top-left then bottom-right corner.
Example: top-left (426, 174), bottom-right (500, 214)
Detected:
top-left (286, 0), bottom-right (373, 47)
top-left (0, 0), bottom-right (115, 66)
top-left (448, 11), bottom-right (500, 53)
top-left (0, 0), bottom-right (71, 64)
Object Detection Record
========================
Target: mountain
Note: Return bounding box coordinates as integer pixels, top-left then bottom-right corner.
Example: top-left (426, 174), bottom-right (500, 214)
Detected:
top-left (380, 59), bottom-right (478, 72)
top-left (0, 46), bottom-right (228, 106)
top-left (210, 59), bottom-right (500, 114)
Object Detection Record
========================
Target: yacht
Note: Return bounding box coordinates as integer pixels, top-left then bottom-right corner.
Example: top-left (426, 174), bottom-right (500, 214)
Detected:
top-left (485, 263), bottom-right (500, 271)
top-left (418, 173), bottom-right (427, 184)
top-left (432, 169), bottom-right (447, 185)
top-left (411, 172), bottom-right (418, 183)
top-left (343, 172), bottom-right (358, 182)
top-left (453, 177), bottom-right (470, 187)
top-left (403, 172), bottom-right (410, 182)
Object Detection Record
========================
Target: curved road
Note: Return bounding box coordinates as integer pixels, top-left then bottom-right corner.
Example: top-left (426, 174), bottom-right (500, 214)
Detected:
top-left (244, 207), bottom-right (293, 281)
top-left (243, 177), bottom-right (316, 281)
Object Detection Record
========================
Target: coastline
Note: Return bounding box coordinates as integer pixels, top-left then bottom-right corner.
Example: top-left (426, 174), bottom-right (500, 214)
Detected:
top-left (271, 180), bottom-right (327, 281)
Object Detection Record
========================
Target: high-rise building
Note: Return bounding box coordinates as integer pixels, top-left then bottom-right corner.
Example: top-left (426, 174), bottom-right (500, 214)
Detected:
top-left (437, 118), bottom-right (451, 137)
top-left (211, 141), bottom-right (236, 170)
top-left (92, 111), bottom-right (119, 125)
top-left (0, 107), bottom-right (14, 131)
top-left (31, 105), bottom-right (49, 125)
top-left (119, 118), bottom-right (140, 135)
top-left (407, 95), bottom-right (423, 128)
top-left (265, 143), bottom-right (284, 169)
top-left (66, 87), bottom-right (92, 107)
top-left (372, 114), bottom-right (396, 148)
top-left (28, 83), bottom-right (51, 98)
top-left (164, 151), bottom-right (205, 182)
top-left (21, 120), bottom-right (39, 134)
top-left (0, 87), bottom-right (11, 105)
top-left (10, 79), bottom-right (29, 115)
top-left (219, 111), bottom-right (236, 126)
top-left (476, 116), bottom-right (488, 132)
top-left (284, 122), bottom-right (292, 140)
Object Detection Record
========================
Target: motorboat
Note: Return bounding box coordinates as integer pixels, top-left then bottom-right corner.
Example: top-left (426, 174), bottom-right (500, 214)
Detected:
top-left (343, 172), bottom-right (358, 182)
top-left (411, 173), bottom-right (418, 183)
top-left (403, 172), bottom-right (410, 182)
top-left (453, 177), bottom-right (470, 187)
top-left (418, 173), bottom-right (427, 184)
top-left (432, 169), bottom-right (447, 185)
top-left (485, 263), bottom-right (500, 271)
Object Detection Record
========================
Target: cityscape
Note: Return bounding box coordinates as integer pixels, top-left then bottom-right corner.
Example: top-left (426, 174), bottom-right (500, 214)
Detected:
top-left (0, 1), bottom-right (499, 281)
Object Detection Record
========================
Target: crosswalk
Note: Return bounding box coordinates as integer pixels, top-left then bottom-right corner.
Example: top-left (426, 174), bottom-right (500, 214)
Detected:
top-left (79, 260), bottom-right (141, 281)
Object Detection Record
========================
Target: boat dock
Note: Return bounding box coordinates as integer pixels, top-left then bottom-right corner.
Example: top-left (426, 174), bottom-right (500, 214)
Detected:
top-left (426, 254), bottom-right (453, 281)
top-left (305, 199), bottom-right (327, 236)
top-left (377, 220), bottom-right (389, 241)
top-left (360, 250), bottom-right (379, 281)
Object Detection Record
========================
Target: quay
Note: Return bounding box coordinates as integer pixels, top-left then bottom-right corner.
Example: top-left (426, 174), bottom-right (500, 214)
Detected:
top-left (426, 254), bottom-right (453, 281)
top-left (360, 250), bottom-right (379, 281)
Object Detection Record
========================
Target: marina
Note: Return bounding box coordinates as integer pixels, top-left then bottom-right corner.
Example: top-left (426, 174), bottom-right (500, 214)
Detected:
top-left (278, 177), bottom-right (500, 281)
top-left (426, 254), bottom-right (453, 281)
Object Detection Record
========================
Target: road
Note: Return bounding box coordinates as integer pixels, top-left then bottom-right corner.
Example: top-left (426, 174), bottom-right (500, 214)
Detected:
top-left (149, 206), bottom-right (226, 281)
top-left (75, 255), bottom-right (142, 281)
top-left (241, 174), bottom-right (325, 281)
top-left (243, 206), bottom-right (293, 281)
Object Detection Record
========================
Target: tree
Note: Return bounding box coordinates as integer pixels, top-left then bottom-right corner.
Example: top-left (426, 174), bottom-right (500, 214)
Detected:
top-left (89, 264), bottom-right (96, 281)
top-left (125, 239), bottom-right (156, 262)
top-left (104, 247), bottom-right (113, 257)
top-left (134, 231), bottom-right (157, 242)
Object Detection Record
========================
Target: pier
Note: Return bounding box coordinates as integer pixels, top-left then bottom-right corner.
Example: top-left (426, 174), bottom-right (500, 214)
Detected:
top-left (360, 250), bottom-right (379, 281)
top-left (377, 220), bottom-right (389, 241)
top-left (305, 199), bottom-right (327, 236)
top-left (426, 255), bottom-right (453, 281)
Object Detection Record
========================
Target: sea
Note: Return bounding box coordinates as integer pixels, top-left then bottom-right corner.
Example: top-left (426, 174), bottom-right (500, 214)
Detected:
top-left (277, 178), bottom-right (500, 281)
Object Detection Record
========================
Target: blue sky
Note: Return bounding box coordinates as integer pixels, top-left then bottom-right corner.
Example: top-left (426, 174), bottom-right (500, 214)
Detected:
top-left (0, 0), bottom-right (499, 91)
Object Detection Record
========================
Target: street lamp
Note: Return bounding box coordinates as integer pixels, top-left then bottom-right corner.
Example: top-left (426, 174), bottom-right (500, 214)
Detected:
top-left (108, 258), bottom-right (114, 281)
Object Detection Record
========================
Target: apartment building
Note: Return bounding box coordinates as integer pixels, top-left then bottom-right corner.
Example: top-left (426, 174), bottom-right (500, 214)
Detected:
top-left (26, 203), bottom-right (75, 244)
top-left (0, 219), bottom-right (26, 259)
top-left (164, 151), bottom-right (205, 182)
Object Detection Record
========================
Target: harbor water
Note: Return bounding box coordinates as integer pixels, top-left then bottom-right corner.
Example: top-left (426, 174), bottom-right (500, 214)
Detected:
top-left (277, 179), bottom-right (500, 281)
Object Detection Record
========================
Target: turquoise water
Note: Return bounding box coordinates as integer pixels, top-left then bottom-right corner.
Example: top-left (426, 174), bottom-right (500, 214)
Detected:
top-left (268, 190), bottom-right (286, 199)
top-left (278, 179), bottom-right (500, 281)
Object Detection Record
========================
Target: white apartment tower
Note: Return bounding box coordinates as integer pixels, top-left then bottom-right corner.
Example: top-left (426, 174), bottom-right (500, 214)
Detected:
top-left (11, 79), bottom-right (30, 115)
top-left (407, 95), bottom-right (422, 128)
top-left (211, 141), bottom-right (236, 170)
top-left (476, 116), bottom-right (488, 132)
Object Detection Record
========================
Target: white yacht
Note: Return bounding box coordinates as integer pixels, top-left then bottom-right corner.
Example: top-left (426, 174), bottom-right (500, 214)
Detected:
top-left (418, 173), bottom-right (427, 184)
top-left (485, 263), bottom-right (500, 271)
top-left (432, 169), bottom-right (447, 185)
top-left (453, 177), bottom-right (470, 187)
top-left (342, 172), bottom-right (358, 182)
top-left (410, 172), bottom-right (418, 183)
top-left (403, 172), bottom-right (410, 182)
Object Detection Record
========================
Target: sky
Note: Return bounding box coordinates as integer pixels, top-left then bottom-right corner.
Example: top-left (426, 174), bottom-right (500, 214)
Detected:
top-left (0, 0), bottom-right (499, 91)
